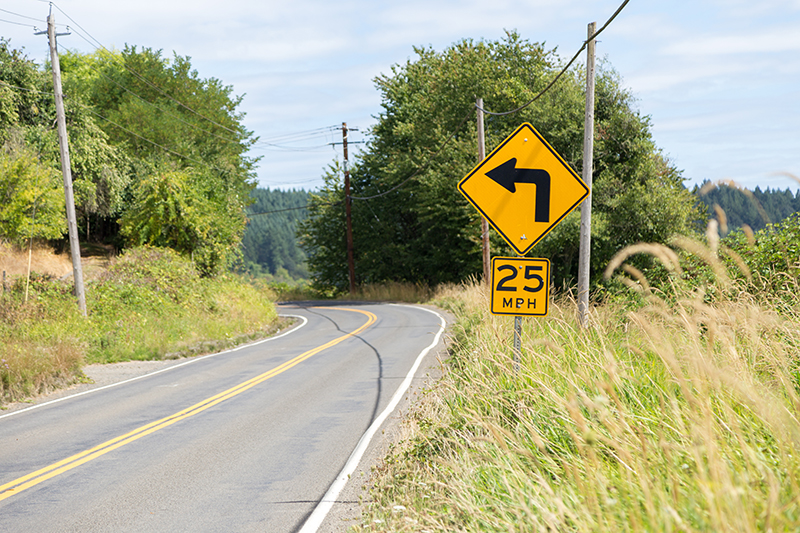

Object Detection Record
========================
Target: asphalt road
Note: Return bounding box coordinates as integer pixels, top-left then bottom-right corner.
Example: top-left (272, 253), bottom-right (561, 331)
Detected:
top-left (0, 302), bottom-right (446, 532)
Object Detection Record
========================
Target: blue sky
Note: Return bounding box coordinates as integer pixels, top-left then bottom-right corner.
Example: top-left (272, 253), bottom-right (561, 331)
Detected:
top-left (2, 0), bottom-right (799, 193)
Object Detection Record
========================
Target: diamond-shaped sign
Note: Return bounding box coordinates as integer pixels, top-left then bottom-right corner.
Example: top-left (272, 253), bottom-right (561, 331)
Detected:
top-left (458, 123), bottom-right (589, 255)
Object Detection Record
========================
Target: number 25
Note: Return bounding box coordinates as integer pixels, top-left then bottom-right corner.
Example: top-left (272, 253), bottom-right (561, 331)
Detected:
top-left (496, 265), bottom-right (544, 293)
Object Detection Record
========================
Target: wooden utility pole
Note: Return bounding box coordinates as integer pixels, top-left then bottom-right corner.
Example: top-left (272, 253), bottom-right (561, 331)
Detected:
top-left (476, 98), bottom-right (490, 284)
top-left (577, 22), bottom-right (597, 328)
top-left (342, 122), bottom-right (356, 294)
top-left (46, 13), bottom-right (87, 316)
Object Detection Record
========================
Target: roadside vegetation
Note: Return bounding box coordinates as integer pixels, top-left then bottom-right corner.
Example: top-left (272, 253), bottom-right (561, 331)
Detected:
top-left (356, 214), bottom-right (800, 532)
top-left (5, 27), bottom-right (800, 530)
top-left (0, 246), bottom-right (278, 405)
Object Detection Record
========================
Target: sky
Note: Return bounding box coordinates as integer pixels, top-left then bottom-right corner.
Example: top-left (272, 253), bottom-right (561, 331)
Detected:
top-left (1, 0), bottom-right (799, 193)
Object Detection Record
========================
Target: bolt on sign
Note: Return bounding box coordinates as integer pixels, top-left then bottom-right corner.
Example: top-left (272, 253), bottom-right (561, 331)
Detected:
top-left (490, 257), bottom-right (550, 316)
top-left (458, 123), bottom-right (589, 256)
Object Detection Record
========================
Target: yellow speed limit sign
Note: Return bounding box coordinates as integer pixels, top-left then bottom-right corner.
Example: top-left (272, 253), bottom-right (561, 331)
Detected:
top-left (490, 257), bottom-right (550, 316)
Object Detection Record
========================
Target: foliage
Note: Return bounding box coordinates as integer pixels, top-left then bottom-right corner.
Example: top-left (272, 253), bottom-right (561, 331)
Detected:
top-left (241, 187), bottom-right (309, 279)
top-left (299, 164), bottom-right (348, 295)
top-left (63, 45), bottom-right (258, 269)
top-left (722, 211), bottom-right (800, 293)
top-left (0, 40), bottom-right (256, 274)
top-left (302, 33), bottom-right (701, 294)
top-left (359, 274), bottom-right (800, 531)
top-left (0, 246), bottom-right (279, 403)
top-left (0, 140), bottom-right (65, 244)
top-left (119, 169), bottom-right (246, 276)
top-left (696, 179), bottom-right (800, 233)
top-left (0, 39), bottom-right (54, 142)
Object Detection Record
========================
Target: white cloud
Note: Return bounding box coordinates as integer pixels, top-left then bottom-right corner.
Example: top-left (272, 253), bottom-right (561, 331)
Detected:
top-left (3, 0), bottom-right (798, 192)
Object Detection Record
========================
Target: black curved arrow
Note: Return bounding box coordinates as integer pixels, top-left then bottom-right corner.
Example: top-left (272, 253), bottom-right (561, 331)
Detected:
top-left (485, 158), bottom-right (551, 222)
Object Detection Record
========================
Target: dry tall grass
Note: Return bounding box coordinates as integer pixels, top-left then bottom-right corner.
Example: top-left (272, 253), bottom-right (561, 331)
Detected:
top-left (359, 258), bottom-right (800, 530)
top-left (0, 242), bottom-right (72, 281)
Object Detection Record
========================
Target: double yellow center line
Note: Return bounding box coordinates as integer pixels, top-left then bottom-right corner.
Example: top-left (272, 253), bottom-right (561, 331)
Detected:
top-left (0, 307), bottom-right (376, 502)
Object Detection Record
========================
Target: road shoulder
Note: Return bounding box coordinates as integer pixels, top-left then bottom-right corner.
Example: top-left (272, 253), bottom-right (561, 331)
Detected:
top-left (317, 303), bottom-right (453, 533)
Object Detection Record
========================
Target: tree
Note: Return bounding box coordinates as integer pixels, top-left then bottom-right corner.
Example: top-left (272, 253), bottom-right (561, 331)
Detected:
top-left (0, 140), bottom-right (65, 245)
top-left (301, 33), bottom-right (701, 294)
top-left (119, 168), bottom-right (245, 276)
top-left (0, 41), bottom-right (257, 274)
top-left (0, 40), bottom-right (130, 245)
top-left (241, 188), bottom-right (309, 279)
top-left (65, 46), bottom-right (257, 270)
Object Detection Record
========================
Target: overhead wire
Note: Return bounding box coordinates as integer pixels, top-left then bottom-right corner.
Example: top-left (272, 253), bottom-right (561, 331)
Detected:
top-left (14, 3), bottom-right (347, 182)
top-left (0, 80), bottom-right (53, 95)
top-left (81, 106), bottom-right (213, 169)
top-left (477, 0), bottom-right (630, 116)
top-left (56, 41), bottom-right (256, 150)
top-left (348, 107), bottom-right (474, 201)
top-left (51, 2), bottom-right (248, 138)
top-left (0, 17), bottom-right (38, 28)
top-left (3, 2), bottom-right (358, 188)
top-left (343, 0), bottom-right (630, 204)
top-left (8, 0), bottom-right (628, 206)
top-left (59, 25), bottom-right (340, 153)
top-left (0, 8), bottom-right (43, 22)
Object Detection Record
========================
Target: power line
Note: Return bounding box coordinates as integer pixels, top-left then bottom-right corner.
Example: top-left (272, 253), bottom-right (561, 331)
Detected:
top-left (81, 106), bottom-right (220, 170)
top-left (57, 28), bottom-right (339, 153)
top-left (348, 107), bottom-right (474, 201)
top-left (477, 0), bottom-right (630, 116)
top-left (0, 7), bottom-right (43, 23)
top-left (0, 17), bottom-right (38, 28)
top-left (260, 125), bottom-right (339, 143)
top-left (247, 204), bottom-right (311, 216)
top-left (49, 24), bottom-right (338, 154)
top-left (57, 42), bottom-right (253, 150)
top-left (0, 80), bottom-right (53, 95)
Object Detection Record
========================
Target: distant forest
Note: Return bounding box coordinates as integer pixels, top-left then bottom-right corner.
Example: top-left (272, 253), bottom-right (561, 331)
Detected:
top-left (241, 188), bottom-right (309, 280)
top-left (694, 181), bottom-right (800, 233)
top-left (238, 182), bottom-right (800, 282)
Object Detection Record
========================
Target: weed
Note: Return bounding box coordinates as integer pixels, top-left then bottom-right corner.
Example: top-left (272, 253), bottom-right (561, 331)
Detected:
top-left (0, 245), bottom-right (279, 404)
top-left (359, 246), bottom-right (800, 531)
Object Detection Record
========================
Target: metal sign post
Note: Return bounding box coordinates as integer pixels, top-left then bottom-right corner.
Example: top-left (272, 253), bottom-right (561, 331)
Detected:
top-left (459, 122), bottom-right (588, 372)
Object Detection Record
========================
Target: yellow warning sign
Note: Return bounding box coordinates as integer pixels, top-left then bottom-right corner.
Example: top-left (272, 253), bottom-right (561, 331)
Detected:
top-left (490, 256), bottom-right (550, 316)
top-left (458, 123), bottom-right (589, 255)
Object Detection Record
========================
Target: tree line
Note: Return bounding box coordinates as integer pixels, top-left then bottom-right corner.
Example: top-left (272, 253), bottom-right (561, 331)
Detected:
top-left (299, 33), bottom-right (702, 293)
top-left (241, 188), bottom-right (309, 280)
top-left (5, 34), bottom-right (794, 291)
top-left (694, 180), bottom-right (800, 233)
top-left (0, 39), bottom-right (256, 275)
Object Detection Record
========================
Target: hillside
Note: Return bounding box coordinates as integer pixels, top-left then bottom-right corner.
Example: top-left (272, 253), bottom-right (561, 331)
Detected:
top-left (241, 188), bottom-right (309, 280)
top-left (695, 180), bottom-right (800, 232)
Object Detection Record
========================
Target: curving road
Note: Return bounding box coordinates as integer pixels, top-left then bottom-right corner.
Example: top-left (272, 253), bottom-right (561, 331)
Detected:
top-left (0, 302), bottom-right (446, 532)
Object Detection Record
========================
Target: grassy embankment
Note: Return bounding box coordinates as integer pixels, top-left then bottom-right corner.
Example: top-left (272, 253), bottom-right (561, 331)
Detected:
top-left (0, 245), bottom-right (279, 405)
top-left (358, 247), bottom-right (800, 531)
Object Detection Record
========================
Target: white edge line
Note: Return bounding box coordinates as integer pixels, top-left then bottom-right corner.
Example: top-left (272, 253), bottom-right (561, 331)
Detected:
top-left (0, 314), bottom-right (308, 421)
top-left (298, 304), bottom-right (446, 533)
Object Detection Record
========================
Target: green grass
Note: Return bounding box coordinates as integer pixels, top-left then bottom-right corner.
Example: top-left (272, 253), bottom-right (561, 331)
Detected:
top-left (0, 246), bottom-right (279, 404)
top-left (357, 275), bottom-right (800, 531)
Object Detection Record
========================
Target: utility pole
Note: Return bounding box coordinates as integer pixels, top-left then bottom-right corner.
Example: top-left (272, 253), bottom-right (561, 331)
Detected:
top-left (42, 12), bottom-right (86, 316)
top-left (476, 97), bottom-right (490, 284)
top-left (577, 22), bottom-right (597, 328)
top-left (342, 122), bottom-right (356, 294)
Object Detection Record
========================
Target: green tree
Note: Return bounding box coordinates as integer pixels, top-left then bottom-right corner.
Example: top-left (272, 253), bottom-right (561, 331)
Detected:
top-left (0, 141), bottom-right (65, 245)
top-left (696, 181), bottom-right (800, 233)
top-left (301, 33), bottom-right (700, 294)
top-left (242, 188), bottom-right (309, 279)
top-left (0, 39), bottom-right (54, 143)
top-left (0, 40), bottom-right (130, 244)
top-left (119, 168), bottom-right (245, 276)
